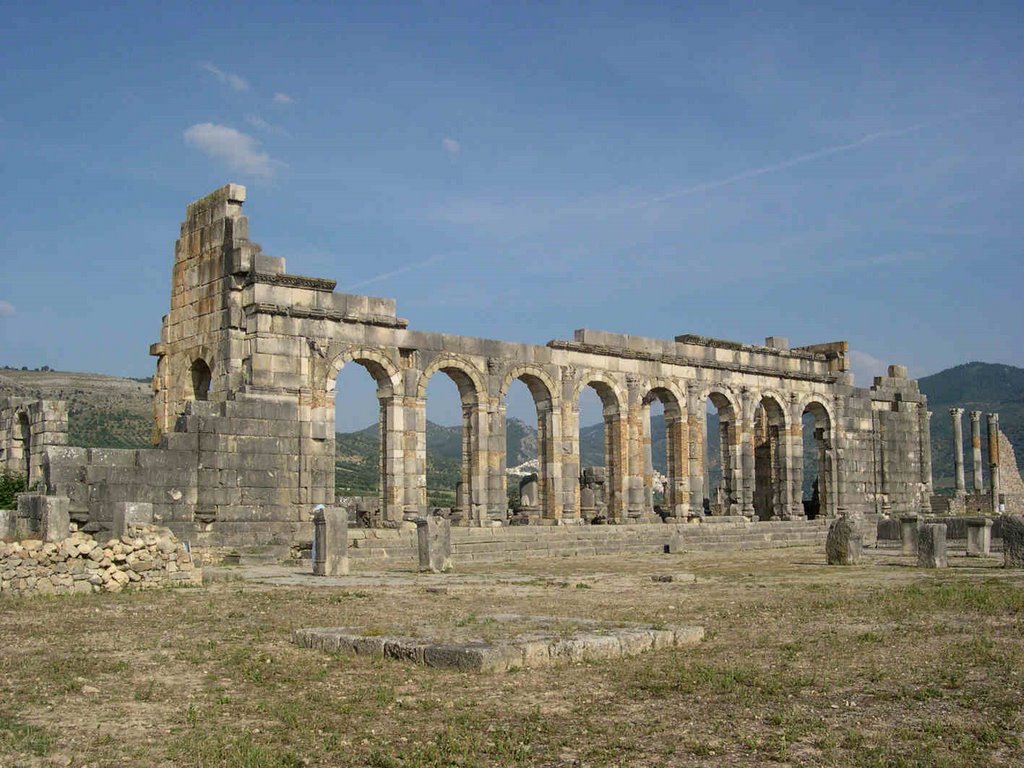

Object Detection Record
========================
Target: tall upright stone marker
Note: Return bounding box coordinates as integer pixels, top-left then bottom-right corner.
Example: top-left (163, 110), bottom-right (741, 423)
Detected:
top-left (918, 523), bottom-right (948, 569)
top-left (1003, 516), bottom-right (1024, 569)
top-left (417, 515), bottom-right (453, 573)
top-left (312, 506), bottom-right (349, 576)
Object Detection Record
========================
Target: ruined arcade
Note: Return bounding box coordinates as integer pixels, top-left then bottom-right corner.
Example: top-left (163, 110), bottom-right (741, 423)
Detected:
top-left (9, 185), bottom-right (946, 548)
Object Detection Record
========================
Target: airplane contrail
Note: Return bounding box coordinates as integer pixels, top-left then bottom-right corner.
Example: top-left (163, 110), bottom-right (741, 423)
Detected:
top-left (630, 104), bottom-right (1001, 209)
top-left (343, 253), bottom-right (450, 291)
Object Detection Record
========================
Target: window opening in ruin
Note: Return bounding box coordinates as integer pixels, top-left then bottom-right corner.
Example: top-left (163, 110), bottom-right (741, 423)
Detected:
top-left (190, 359), bottom-right (212, 401)
top-left (705, 393), bottom-right (735, 515)
top-left (753, 396), bottom-right (787, 520)
top-left (802, 402), bottom-right (833, 518)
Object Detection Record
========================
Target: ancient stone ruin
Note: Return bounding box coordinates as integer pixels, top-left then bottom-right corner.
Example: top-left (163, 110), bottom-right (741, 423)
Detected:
top-left (1, 183), bottom-right (1003, 553)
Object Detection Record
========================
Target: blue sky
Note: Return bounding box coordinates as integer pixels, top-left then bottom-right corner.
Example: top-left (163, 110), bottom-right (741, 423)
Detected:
top-left (2, 1), bottom-right (1022, 429)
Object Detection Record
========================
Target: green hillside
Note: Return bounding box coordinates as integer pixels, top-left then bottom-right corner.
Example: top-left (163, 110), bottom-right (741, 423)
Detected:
top-left (917, 362), bottom-right (1024, 491)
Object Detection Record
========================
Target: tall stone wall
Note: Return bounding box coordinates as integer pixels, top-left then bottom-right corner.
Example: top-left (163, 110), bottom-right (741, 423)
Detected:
top-left (36, 184), bottom-right (936, 549)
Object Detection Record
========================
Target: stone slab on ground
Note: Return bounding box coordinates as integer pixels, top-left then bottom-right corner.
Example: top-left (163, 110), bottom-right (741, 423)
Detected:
top-left (293, 622), bottom-right (704, 673)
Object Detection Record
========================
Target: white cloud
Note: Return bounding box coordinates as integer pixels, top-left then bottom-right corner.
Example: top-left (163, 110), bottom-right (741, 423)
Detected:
top-left (273, 92), bottom-right (294, 105)
top-left (848, 349), bottom-right (889, 387)
top-left (201, 63), bottom-right (250, 92)
top-left (184, 123), bottom-right (275, 178)
top-left (0, 300), bottom-right (14, 317)
top-left (442, 137), bottom-right (461, 157)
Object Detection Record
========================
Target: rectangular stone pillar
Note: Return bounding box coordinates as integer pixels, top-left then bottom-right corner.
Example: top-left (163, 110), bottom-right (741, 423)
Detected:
top-left (686, 385), bottom-right (705, 514)
top-left (969, 411), bottom-right (983, 493)
top-left (112, 501), bottom-right (154, 538)
top-left (0, 508), bottom-right (16, 541)
top-left (987, 413), bottom-right (1001, 514)
top-left (16, 493), bottom-right (70, 542)
top-left (950, 408), bottom-right (965, 495)
top-left (965, 518), bottom-right (992, 557)
top-left (918, 523), bottom-right (948, 568)
top-left (312, 506), bottom-right (349, 576)
top-left (900, 515), bottom-right (920, 555)
top-left (417, 515), bottom-right (452, 573)
top-left (1003, 516), bottom-right (1024, 568)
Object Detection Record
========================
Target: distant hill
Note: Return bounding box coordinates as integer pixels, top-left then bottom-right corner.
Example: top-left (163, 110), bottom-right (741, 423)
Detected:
top-left (917, 362), bottom-right (1024, 491)
top-left (0, 368), bottom-right (152, 449)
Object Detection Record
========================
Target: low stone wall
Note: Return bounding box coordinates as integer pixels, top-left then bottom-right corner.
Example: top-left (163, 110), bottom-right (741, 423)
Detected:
top-left (0, 524), bottom-right (201, 596)
top-left (337, 518), bottom-right (830, 566)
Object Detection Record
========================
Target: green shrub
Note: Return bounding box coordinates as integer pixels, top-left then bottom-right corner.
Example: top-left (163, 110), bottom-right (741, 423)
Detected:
top-left (0, 469), bottom-right (27, 510)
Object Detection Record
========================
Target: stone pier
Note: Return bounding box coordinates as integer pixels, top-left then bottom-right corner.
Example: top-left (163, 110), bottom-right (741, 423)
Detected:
top-left (950, 408), bottom-right (966, 496)
top-left (988, 413), bottom-right (1001, 514)
top-left (970, 410), bottom-right (983, 493)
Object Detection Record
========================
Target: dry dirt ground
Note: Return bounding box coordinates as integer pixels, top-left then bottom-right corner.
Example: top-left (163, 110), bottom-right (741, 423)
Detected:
top-left (1, 545), bottom-right (1022, 768)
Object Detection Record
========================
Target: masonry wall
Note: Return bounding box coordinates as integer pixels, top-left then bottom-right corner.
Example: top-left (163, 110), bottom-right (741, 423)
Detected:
top-left (0, 398), bottom-right (67, 487)
top-left (36, 184), bottom-right (936, 549)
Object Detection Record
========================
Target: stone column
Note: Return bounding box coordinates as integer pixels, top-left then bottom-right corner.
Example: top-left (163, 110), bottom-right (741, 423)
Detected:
top-left (789, 397), bottom-right (805, 518)
top-left (970, 410), bottom-right (983, 493)
top-left (740, 390), bottom-right (756, 518)
top-left (665, 411), bottom-right (689, 519)
top-left (686, 384), bottom-right (705, 514)
top-left (950, 408), bottom-right (966, 495)
top-left (987, 413), bottom-right (1001, 514)
top-left (919, 407), bottom-right (933, 496)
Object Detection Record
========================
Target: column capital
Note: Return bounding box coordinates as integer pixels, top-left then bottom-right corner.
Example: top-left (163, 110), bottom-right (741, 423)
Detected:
top-left (969, 410), bottom-right (982, 421)
top-left (949, 407), bottom-right (964, 417)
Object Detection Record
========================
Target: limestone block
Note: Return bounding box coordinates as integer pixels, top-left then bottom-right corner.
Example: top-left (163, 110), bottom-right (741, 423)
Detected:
top-left (0, 509), bottom-right (15, 542)
top-left (417, 516), bottom-right (452, 573)
top-left (965, 518), bottom-right (993, 557)
top-left (1003, 516), bottom-right (1024, 569)
top-left (899, 516), bottom-right (920, 555)
top-left (917, 524), bottom-right (947, 568)
top-left (826, 516), bottom-right (862, 565)
top-left (112, 502), bottom-right (154, 538)
top-left (312, 506), bottom-right (349, 577)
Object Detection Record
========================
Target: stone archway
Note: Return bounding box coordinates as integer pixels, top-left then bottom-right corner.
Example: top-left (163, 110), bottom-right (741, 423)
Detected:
top-left (641, 383), bottom-right (688, 520)
top-left (574, 374), bottom-right (627, 522)
top-left (500, 366), bottom-right (561, 521)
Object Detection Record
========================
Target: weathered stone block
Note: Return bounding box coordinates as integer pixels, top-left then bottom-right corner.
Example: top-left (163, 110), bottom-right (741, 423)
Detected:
top-left (312, 506), bottom-right (348, 576)
top-left (826, 516), bottom-right (862, 565)
top-left (417, 516), bottom-right (452, 573)
top-left (112, 502), bottom-right (154, 538)
top-left (1003, 516), bottom-right (1024, 569)
top-left (900, 516), bottom-right (921, 555)
top-left (0, 510), bottom-right (15, 542)
top-left (917, 523), bottom-right (947, 568)
top-left (965, 518), bottom-right (993, 557)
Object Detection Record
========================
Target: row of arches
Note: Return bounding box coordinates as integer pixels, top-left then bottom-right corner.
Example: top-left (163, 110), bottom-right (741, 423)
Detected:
top-left (319, 349), bottom-right (839, 524)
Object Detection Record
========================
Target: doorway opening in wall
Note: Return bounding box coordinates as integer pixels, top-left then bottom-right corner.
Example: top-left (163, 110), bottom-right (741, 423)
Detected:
top-left (504, 377), bottom-right (545, 519)
top-left (423, 367), bottom-right (479, 522)
top-left (753, 395), bottom-right (787, 520)
top-left (190, 359), bottom-right (211, 401)
top-left (802, 402), bottom-right (832, 519)
top-left (578, 381), bottom-right (622, 523)
top-left (704, 394), bottom-right (733, 515)
top-left (333, 363), bottom-right (384, 517)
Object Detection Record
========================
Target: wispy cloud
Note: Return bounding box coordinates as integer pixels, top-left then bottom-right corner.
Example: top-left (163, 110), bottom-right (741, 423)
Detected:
top-left (442, 137), bottom-right (461, 157)
top-left (344, 254), bottom-right (450, 291)
top-left (184, 123), bottom-right (276, 178)
top-left (201, 62), bottom-right (250, 92)
top-left (0, 300), bottom-right (14, 318)
top-left (631, 105), bottom-right (1000, 209)
top-left (245, 114), bottom-right (290, 137)
top-left (273, 92), bottom-right (294, 105)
